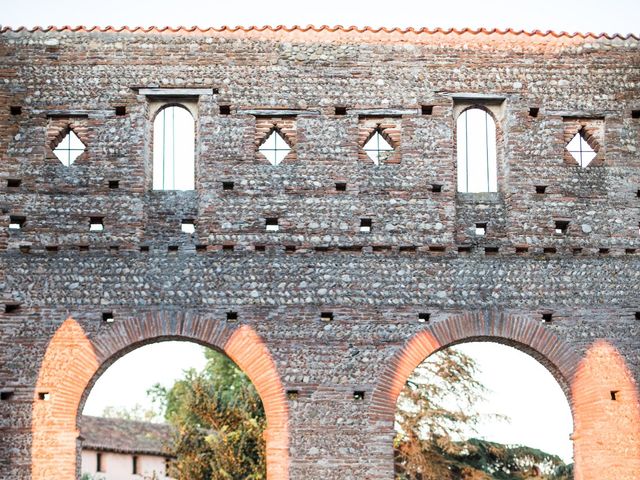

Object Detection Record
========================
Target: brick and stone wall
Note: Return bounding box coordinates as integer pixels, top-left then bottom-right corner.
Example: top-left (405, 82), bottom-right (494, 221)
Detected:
top-left (0, 26), bottom-right (639, 480)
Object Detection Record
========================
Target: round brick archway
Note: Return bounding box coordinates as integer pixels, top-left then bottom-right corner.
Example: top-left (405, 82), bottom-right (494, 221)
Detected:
top-left (31, 313), bottom-right (289, 480)
top-left (369, 311), bottom-right (640, 480)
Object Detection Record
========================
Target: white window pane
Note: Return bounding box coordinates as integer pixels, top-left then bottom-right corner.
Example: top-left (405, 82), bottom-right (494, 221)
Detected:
top-left (457, 109), bottom-right (497, 193)
top-left (153, 106), bottom-right (195, 190)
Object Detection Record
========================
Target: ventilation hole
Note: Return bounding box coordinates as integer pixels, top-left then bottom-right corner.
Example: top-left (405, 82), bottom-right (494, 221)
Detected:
top-left (139, 245), bottom-right (150, 252)
top-left (535, 185), bottom-right (547, 194)
top-left (544, 247), bottom-right (557, 254)
top-left (89, 216), bottom-right (104, 232)
top-left (38, 392), bottom-right (50, 401)
top-left (286, 389), bottom-right (299, 400)
top-left (542, 313), bottom-right (553, 323)
top-left (167, 245), bottom-right (179, 252)
top-left (418, 312), bottom-right (431, 323)
top-left (335, 182), bottom-right (347, 192)
top-left (632, 110), bottom-right (640, 119)
top-left (195, 244), bottom-right (207, 252)
top-left (635, 312), bottom-right (640, 320)
top-left (45, 245), bottom-right (59, 253)
top-left (429, 246), bottom-right (446, 253)
top-left (102, 312), bottom-right (114, 323)
top-left (636, 189), bottom-right (640, 198)
top-left (109, 245), bottom-right (119, 252)
top-left (353, 391), bottom-right (365, 401)
top-left (266, 217), bottom-right (279, 232)
top-left (475, 222), bottom-right (487, 236)
top-left (7, 178), bottom-right (21, 188)
top-left (78, 245), bottom-right (89, 252)
top-left (219, 105), bottom-right (231, 115)
top-left (573, 247), bottom-right (583, 255)
top-left (335, 106), bottom-right (347, 115)
top-left (421, 105), bottom-right (433, 115)
top-left (222, 181), bottom-right (234, 191)
top-left (599, 248), bottom-right (610, 255)
top-left (373, 245), bottom-right (391, 253)
top-left (315, 246), bottom-right (330, 252)
top-left (10, 106), bottom-right (22, 115)
top-left (222, 244), bottom-right (234, 251)
top-left (320, 311), bottom-right (334, 322)
top-left (212, 88), bottom-right (219, 94)
top-left (9, 215), bottom-right (26, 230)
top-left (285, 245), bottom-right (296, 253)
top-left (4, 303), bottom-right (20, 314)
top-left (255, 245), bottom-right (265, 252)
top-left (19, 245), bottom-right (31, 254)
top-left (431, 184), bottom-right (443, 193)
top-left (555, 220), bottom-right (570, 234)
top-left (625, 248), bottom-right (636, 255)
top-left (226, 311), bottom-right (238, 322)
top-left (610, 390), bottom-right (619, 401)
top-left (458, 246), bottom-right (472, 254)
top-left (115, 106), bottom-right (126, 116)
top-left (515, 246), bottom-right (529, 254)
top-left (181, 219), bottom-right (195, 234)
top-left (0, 391), bottom-right (14, 401)
top-left (360, 218), bottom-right (372, 233)
top-left (399, 246), bottom-right (417, 253)
top-left (484, 247), bottom-right (499, 255)
top-left (529, 107), bottom-right (539, 117)
top-left (108, 180), bottom-right (120, 189)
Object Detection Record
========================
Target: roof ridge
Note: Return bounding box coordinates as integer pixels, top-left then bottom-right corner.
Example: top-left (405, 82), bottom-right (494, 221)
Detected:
top-left (0, 24), bottom-right (638, 41)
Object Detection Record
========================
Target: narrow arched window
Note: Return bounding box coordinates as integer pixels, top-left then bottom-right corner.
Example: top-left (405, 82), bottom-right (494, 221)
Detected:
top-left (153, 105), bottom-right (195, 190)
top-left (456, 108), bottom-right (497, 193)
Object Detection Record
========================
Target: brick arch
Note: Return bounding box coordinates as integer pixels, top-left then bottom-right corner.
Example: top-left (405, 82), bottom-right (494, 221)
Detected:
top-left (369, 311), bottom-right (640, 480)
top-left (32, 313), bottom-right (289, 480)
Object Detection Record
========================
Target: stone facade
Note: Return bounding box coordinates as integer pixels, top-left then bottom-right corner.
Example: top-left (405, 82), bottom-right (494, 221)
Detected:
top-left (0, 26), bottom-right (639, 480)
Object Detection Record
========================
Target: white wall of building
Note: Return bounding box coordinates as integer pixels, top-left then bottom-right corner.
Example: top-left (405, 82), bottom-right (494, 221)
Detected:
top-left (81, 449), bottom-right (171, 480)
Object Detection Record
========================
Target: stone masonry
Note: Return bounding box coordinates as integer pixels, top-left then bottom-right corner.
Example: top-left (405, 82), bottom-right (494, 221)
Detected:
top-left (0, 25), bottom-right (639, 480)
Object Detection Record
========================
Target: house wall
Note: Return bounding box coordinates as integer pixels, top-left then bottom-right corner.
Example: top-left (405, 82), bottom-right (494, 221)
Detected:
top-left (0, 26), bottom-right (639, 480)
top-left (81, 449), bottom-right (169, 480)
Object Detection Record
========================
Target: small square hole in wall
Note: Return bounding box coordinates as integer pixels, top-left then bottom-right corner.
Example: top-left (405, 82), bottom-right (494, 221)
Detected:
top-left (19, 245), bottom-right (31, 254)
top-left (46, 245), bottom-right (59, 253)
top-left (610, 390), bottom-right (619, 401)
top-left (109, 245), bottom-right (119, 253)
top-left (544, 247), bottom-right (557, 254)
top-left (0, 391), bottom-right (14, 401)
top-left (181, 219), bottom-right (195, 234)
top-left (9, 215), bottom-right (26, 230)
top-left (635, 312), bottom-right (640, 320)
top-left (529, 107), bottom-right (539, 118)
top-left (485, 247), bottom-right (499, 255)
top-left (90, 217), bottom-right (104, 232)
top-left (599, 248), bottom-right (610, 255)
top-left (515, 246), bottom-right (529, 254)
top-left (254, 245), bottom-right (265, 252)
top-left (353, 390), bottom-right (365, 401)
top-left (636, 189), bottom-right (640, 198)
top-left (475, 223), bottom-right (487, 236)
top-left (625, 248), bottom-right (636, 255)
top-left (7, 178), bottom-right (21, 188)
top-left (320, 311), bottom-right (334, 322)
top-left (555, 220), bottom-right (570, 234)
top-left (286, 389), bottom-right (299, 400)
top-left (572, 247), bottom-right (583, 255)
top-left (115, 106), bottom-right (126, 116)
top-left (535, 185), bottom-right (547, 194)
top-left (78, 245), bottom-right (89, 252)
top-left (360, 218), bottom-right (372, 233)
top-left (335, 182), bottom-right (347, 192)
top-left (108, 180), bottom-right (120, 189)
top-left (219, 105), bottom-right (231, 115)
top-left (632, 110), bottom-right (640, 119)
top-left (38, 392), bottom-right (50, 401)
top-left (458, 246), bottom-right (472, 254)
top-left (335, 106), bottom-right (347, 115)
top-left (168, 245), bottom-right (179, 252)
top-left (10, 106), bottom-right (22, 115)
top-left (222, 181), bottom-right (235, 191)
top-left (285, 245), bottom-right (296, 253)
top-left (223, 244), bottom-right (235, 251)
top-left (139, 245), bottom-right (150, 253)
top-left (102, 312), bottom-right (114, 323)
top-left (421, 105), bottom-right (433, 115)
top-left (4, 303), bottom-right (20, 314)
top-left (542, 313), bottom-right (553, 323)
top-left (265, 218), bottom-right (279, 232)
top-left (226, 311), bottom-right (238, 322)
top-left (418, 312), bottom-right (431, 323)
top-left (431, 184), bottom-right (443, 193)
top-left (195, 244), bottom-right (207, 252)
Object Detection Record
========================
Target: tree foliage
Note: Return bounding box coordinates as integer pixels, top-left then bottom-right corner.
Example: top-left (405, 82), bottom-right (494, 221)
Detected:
top-left (394, 348), bottom-right (572, 480)
top-left (149, 349), bottom-right (266, 480)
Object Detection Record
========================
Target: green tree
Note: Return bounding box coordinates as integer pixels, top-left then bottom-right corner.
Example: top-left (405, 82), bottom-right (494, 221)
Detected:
top-left (393, 348), bottom-right (572, 480)
top-left (149, 349), bottom-right (266, 480)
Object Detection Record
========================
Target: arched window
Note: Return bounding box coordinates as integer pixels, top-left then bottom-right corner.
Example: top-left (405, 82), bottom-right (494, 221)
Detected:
top-left (457, 108), bottom-right (497, 193)
top-left (153, 105), bottom-right (195, 190)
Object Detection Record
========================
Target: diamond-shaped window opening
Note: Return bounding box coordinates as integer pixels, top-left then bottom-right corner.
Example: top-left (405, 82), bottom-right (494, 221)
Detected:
top-left (363, 129), bottom-right (394, 165)
top-left (566, 129), bottom-right (597, 168)
top-left (53, 129), bottom-right (86, 166)
top-left (259, 129), bottom-right (291, 166)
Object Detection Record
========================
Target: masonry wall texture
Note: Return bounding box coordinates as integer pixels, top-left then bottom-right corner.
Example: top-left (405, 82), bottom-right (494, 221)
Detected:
top-left (0, 25), bottom-right (639, 480)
